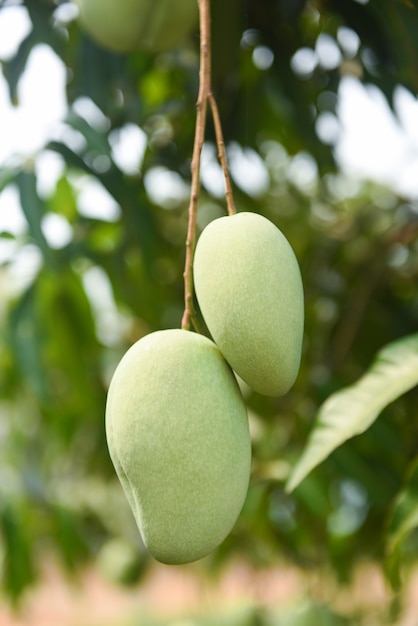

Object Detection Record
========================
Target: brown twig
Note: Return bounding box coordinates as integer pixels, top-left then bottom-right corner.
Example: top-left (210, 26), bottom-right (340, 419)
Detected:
top-left (181, 0), bottom-right (236, 330)
top-left (181, 0), bottom-right (210, 330)
top-left (208, 92), bottom-right (236, 216)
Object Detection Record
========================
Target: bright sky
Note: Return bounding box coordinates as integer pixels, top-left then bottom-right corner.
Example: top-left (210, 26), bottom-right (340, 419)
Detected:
top-left (1, 3), bottom-right (418, 248)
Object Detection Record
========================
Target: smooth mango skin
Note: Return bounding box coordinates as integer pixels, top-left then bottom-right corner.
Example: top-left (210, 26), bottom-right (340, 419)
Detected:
top-left (75, 0), bottom-right (198, 54)
top-left (105, 329), bottom-right (251, 565)
top-left (193, 212), bottom-right (304, 397)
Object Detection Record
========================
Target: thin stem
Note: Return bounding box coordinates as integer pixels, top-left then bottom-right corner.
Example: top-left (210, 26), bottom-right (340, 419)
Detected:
top-left (208, 92), bottom-right (236, 216)
top-left (181, 0), bottom-right (211, 330)
top-left (181, 0), bottom-right (237, 330)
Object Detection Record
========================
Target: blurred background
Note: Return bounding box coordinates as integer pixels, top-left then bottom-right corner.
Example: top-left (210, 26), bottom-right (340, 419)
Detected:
top-left (0, 0), bottom-right (418, 624)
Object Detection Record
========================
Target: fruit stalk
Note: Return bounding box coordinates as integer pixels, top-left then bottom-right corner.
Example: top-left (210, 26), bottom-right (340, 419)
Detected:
top-left (208, 93), bottom-right (236, 216)
top-left (181, 0), bottom-right (211, 330)
top-left (181, 0), bottom-right (236, 330)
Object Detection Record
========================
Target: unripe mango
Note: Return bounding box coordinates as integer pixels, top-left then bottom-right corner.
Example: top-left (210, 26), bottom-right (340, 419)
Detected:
top-left (105, 329), bottom-right (251, 564)
top-left (193, 212), bottom-right (304, 397)
top-left (75, 0), bottom-right (198, 54)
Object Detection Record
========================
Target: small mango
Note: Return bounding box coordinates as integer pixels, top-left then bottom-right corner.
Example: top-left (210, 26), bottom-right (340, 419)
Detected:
top-left (75, 0), bottom-right (198, 54)
top-left (105, 329), bottom-right (251, 564)
top-left (193, 212), bottom-right (304, 396)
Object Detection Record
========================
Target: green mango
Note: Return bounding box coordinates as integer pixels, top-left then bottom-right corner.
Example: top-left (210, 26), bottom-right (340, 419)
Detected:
top-left (193, 212), bottom-right (304, 397)
top-left (75, 0), bottom-right (198, 54)
top-left (105, 329), bottom-right (251, 564)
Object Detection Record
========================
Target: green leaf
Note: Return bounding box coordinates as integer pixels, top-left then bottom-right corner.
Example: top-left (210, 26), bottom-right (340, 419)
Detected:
top-left (8, 282), bottom-right (49, 401)
top-left (46, 140), bottom-right (124, 201)
top-left (47, 176), bottom-right (78, 223)
top-left (0, 167), bottom-right (19, 194)
top-left (47, 140), bottom-right (97, 176)
top-left (3, 32), bottom-right (34, 105)
top-left (286, 333), bottom-right (418, 492)
top-left (3, 2), bottom-right (63, 104)
top-left (68, 36), bottom-right (128, 116)
top-left (386, 456), bottom-right (418, 557)
top-left (65, 111), bottom-right (111, 156)
top-left (0, 504), bottom-right (36, 603)
top-left (51, 505), bottom-right (90, 573)
top-left (15, 170), bottom-right (52, 262)
top-left (384, 456), bottom-right (418, 589)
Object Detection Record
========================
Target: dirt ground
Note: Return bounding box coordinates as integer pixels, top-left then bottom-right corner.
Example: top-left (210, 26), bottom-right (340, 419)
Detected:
top-left (0, 558), bottom-right (416, 626)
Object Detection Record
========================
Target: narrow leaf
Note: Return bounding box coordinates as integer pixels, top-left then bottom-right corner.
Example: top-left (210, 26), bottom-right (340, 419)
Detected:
top-left (0, 504), bottom-right (36, 603)
top-left (0, 166), bottom-right (19, 193)
top-left (384, 456), bottom-right (418, 589)
top-left (8, 281), bottom-right (48, 400)
top-left (15, 170), bottom-right (52, 262)
top-left (386, 456), bottom-right (418, 557)
top-left (47, 140), bottom-right (123, 200)
top-left (65, 111), bottom-right (111, 156)
top-left (286, 333), bottom-right (418, 492)
top-left (3, 2), bottom-right (60, 104)
top-left (3, 33), bottom-right (34, 104)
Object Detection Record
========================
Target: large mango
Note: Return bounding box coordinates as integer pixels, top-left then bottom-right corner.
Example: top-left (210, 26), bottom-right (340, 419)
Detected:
top-left (105, 329), bottom-right (251, 564)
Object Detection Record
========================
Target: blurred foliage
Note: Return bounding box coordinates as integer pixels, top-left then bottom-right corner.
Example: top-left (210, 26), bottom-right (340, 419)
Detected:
top-left (100, 600), bottom-right (360, 626)
top-left (0, 0), bottom-right (417, 622)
